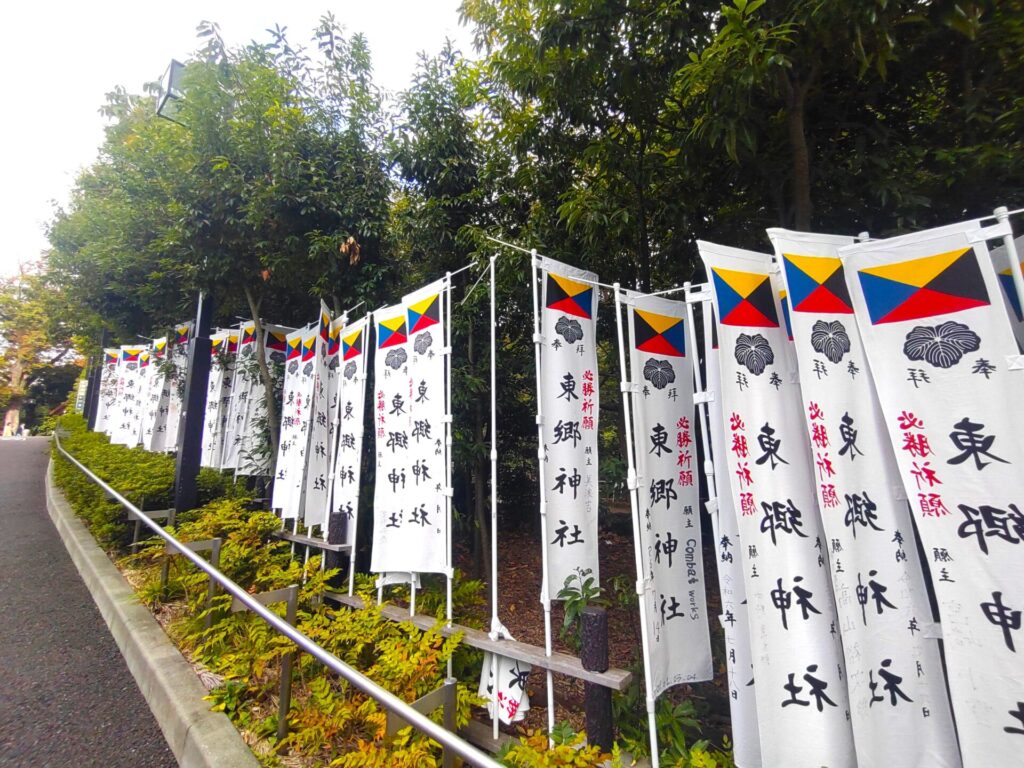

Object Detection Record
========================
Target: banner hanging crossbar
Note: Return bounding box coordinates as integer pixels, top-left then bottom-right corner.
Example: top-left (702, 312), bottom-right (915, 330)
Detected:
top-left (487, 235), bottom-right (620, 290)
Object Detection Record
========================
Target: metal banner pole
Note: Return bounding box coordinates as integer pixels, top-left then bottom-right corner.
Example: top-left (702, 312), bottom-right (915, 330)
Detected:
top-left (530, 250), bottom-right (557, 737)
top-left (445, 272), bottom-right (454, 676)
top-left (994, 206), bottom-right (1024, 320)
top-left (613, 284), bottom-right (661, 767)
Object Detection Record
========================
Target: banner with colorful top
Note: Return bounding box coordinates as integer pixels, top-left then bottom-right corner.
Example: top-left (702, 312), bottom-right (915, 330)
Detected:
top-left (537, 255), bottom-right (601, 601)
top-left (94, 348), bottom-right (120, 435)
top-left (273, 327), bottom-right (315, 518)
top-left (200, 330), bottom-right (236, 468)
top-left (329, 314), bottom-right (369, 550)
top-left (703, 305), bottom-right (762, 768)
top-left (302, 303), bottom-right (334, 529)
top-left (371, 277), bottom-right (451, 576)
top-left (110, 345), bottom-right (150, 447)
top-left (699, 241), bottom-right (855, 768)
top-left (163, 323), bottom-right (191, 452)
top-left (620, 288), bottom-right (712, 695)
top-left (840, 218), bottom-right (1024, 768)
top-left (142, 336), bottom-right (170, 451)
top-left (770, 227), bottom-right (960, 767)
top-left (220, 321), bottom-right (256, 471)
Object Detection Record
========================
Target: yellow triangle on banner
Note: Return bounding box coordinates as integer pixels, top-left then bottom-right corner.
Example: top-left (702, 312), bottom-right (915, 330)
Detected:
top-left (712, 267), bottom-right (768, 298)
top-left (783, 253), bottom-right (843, 284)
top-left (380, 315), bottom-right (405, 333)
top-left (860, 248), bottom-right (969, 287)
top-left (551, 272), bottom-right (591, 298)
top-left (635, 308), bottom-right (680, 334)
top-left (343, 329), bottom-right (362, 345)
top-left (408, 294), bottom-right (438, 315)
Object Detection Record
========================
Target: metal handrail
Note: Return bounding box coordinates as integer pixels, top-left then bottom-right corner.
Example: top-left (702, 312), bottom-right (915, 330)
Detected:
top-left (52, 431), bottom-right (503, 768)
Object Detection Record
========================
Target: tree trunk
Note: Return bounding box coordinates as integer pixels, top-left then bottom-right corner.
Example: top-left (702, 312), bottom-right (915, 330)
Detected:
top-left (3, 357), bottom-right (25, 435)
top-left (244, 285), bottom-right (281, 463)
top-left (782, 70), bottom-right (815, 231)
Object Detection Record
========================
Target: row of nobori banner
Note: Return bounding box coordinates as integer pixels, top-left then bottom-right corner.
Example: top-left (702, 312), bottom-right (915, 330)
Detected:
top-left (88, 214), bottom-right (1024, 768)
top-left (533, 216), bottom-right (1024, 768)
top-left (94, 323), bottom-right (192, 451)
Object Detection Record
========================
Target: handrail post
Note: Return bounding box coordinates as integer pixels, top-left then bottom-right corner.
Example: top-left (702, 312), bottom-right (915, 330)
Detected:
top-left (278, 585), bottom-right (298, 744)
top-left (442, 676), bottom-right (457, 768)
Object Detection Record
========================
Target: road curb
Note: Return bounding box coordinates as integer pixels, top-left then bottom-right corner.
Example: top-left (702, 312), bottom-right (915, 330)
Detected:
top-left (45, 458), bottom-right (260, 768)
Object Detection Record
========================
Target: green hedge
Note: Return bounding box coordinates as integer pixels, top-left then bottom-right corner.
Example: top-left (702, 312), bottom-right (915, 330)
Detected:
top-left (52, 414), bottom-right (238, 549)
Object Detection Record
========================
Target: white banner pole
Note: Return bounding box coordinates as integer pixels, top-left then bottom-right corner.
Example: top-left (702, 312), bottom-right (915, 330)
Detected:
top-left (489, 254), bottom-right (503, 740)
top-left (445, 272), bottom-right (454, 677)
top-left (684, 284), bottom-right (718, 513)
top-left (530, 249), bottom-right (557, 737)
top-left (613, 283), bottom-right (661, 768)
top-left (995, 206), bottom-right (1024, 318)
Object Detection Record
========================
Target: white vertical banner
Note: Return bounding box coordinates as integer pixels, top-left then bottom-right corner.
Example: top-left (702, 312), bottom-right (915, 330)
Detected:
top-left (371, 279), bottom-right (450, 576)
top-left (404, 278), bottom-right (449, 574)
top-left (702, 303), bottom-right (762, 768)
top-left (769, 228), bottom-right (961, 767)
top-left (698, 241), bottom-right (855, 768)
top-left (272, 330), bottom-right (306, 518)
top-left (220, 321), bottom-right (256, 470)
top-left (538, 256), bottom-right (600, 600)
top-left (110, 346), bottom-right (149, 446)
top-left (302, 303), bottom-right (334, 528)
top-left (142, 337), bottom-right (169, 451)
top-left (478, 654), bottom-right (531, 724)
top-left (133, 349), bottom-right (154, 446)
top-left (200, 330), bottom-right (236, 468)
top-left (329, 315), bottom-right (369, 547)
top-left (991, 233), bottom-right (1024, 348)
top-left (621, 289), bottom-right (712, 692)
top-left (163, 323), bottom-right (191, 452)
top-left (289, 328), bottom-right (320, 517)
top-left (841, 218), bottom-right (1024, 768)
top-left (93, 349), bottom-right (120, 435)
top-left (237, 325), bottom-right (291, 476)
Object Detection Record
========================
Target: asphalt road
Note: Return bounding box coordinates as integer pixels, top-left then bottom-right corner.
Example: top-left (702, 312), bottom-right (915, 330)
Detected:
top-left (0, 437), bottom-right (175, 768)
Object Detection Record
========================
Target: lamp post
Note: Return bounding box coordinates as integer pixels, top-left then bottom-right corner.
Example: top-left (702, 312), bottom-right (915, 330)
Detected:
top-left (157, 58), bottom-right (214, 516)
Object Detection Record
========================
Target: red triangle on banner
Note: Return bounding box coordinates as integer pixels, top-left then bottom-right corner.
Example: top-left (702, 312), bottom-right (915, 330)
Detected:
top-left (723, 299), bottom-right (777, 328)
top-left (548, 295), bottom-right (588, 317)
top-left (796, 284), bottom-right (855, 314)
top-left (637, 335), bottom-right (683, 356)
top-left (880, 287), bottom-right (989, 324)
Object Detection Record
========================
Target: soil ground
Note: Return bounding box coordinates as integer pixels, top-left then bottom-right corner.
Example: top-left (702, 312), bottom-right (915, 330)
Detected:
top-left (453, 509), bottom-right (734, 750)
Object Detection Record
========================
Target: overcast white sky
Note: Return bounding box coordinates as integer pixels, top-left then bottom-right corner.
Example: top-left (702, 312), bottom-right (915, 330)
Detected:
top-left (1, 1), bottom-right (475, 279)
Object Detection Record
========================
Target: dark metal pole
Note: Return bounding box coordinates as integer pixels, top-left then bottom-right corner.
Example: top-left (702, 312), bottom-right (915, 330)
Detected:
top-left (85, 329), bottom-right (111, 431)
top-left (173, 292), bottom-right (214, 515)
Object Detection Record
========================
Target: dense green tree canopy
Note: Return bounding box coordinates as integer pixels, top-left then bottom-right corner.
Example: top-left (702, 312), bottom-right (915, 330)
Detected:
top-left (32, 3), bottom-right (1023, 533)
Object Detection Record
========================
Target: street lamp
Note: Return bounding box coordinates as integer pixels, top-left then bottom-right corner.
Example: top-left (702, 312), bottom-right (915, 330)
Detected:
top-left (156, 57), bottom-right (214, 516)
top-left (156, 59), bottom-right (187, 125)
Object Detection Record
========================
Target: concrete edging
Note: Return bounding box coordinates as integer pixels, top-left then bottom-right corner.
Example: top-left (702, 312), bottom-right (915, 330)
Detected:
top-left (45, 459), bottom-right (259, 768)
